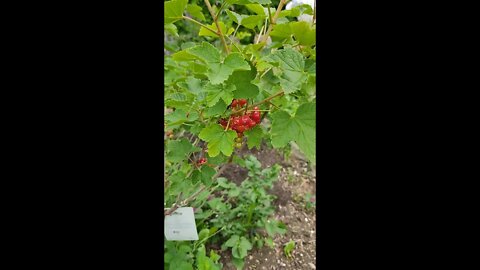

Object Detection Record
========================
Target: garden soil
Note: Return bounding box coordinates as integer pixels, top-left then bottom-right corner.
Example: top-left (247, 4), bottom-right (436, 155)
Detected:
top-left (214, 143), bottom-right (317, 270)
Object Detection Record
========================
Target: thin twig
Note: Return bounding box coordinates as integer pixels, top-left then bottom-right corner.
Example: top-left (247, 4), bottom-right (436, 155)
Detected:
top-left (164, 155), bottom-right (234, 217)
top-left (225, 115), bottom-right (232, 131)
top-left (266, 101), bottom-right (281, 110)
top-left (225, 35), bottom-right (243, 55)
top-left (230, 91), bottom-right (284, 115)
top-left (258, 0), bottom-right (287, 46)
top-left (182, 16), bottom-right (219, 36)
top-left (312, 0), bottom-right (316, 26)
top-left (267, 4), bottom-right (273, 24)
top-left (204, 0), bottom-right (230, 54)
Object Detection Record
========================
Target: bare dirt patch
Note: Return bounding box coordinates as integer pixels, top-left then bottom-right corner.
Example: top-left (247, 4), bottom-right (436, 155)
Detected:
top-left (216, 143), bottom-right (317, 269)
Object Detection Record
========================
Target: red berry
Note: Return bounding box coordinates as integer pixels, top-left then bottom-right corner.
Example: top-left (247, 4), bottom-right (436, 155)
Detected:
top-left (241, 115), bottom-right (250, 125)
top-left (232, 117), bottom-right (240, 126)
top-left (247, 119), bottom-right (256, 128)
top-left (239, 99), bottom-right (247, 106)
top-left (252, 113), bottom-right (261, 123)
top-left (198, 157), bottom-right (207, 165)
top-left (231, 99), bottom-right (238, 107)
top-left (236, 125), bottom-right (246, 132)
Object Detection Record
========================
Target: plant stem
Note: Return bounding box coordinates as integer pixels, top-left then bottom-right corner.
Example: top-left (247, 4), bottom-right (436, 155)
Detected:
top-left (232, 24), bottom-right (241, 38)
top-left (225, 35), bottom-right (243, 55)
top-left (182, 16), bottom-right (219, 36)
top-left (267, 4), bottom-right (273, 24)
top-left (259, 67), bottom-right (272, 78)
top-left (225, 116), bottom-right (232, 131)
top-left (204, 0), bottom-right (230, 54)
top-left (230, 91), bottom-right (284, 115)
top-left (215, 1), bottom-right (228, 18)
top-left (312, 0), bottom-right (316, 26)
top-left (258, 0), bottom-right (287, 45)
top-left (266, 100), bottom-right (281, 110)
top-left (164, 155), bottom-right (234, 217)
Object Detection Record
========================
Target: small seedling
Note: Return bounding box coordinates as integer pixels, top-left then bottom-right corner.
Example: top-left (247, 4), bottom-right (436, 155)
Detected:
top-left (284, 240), bottom-right (295, 258)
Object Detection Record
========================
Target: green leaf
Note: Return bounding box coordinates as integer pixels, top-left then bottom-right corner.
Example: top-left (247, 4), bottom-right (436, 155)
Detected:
top-left (224, 52), bottom-right (251, 73)
top-left (301, 74), bottom-right (316, 97)
top-left (296, 4), bottom-right (314, 15)
top-left (270, 103), bottom-right (316, 163)
top-left (284, 240), bottom-right (295, 258)
top-left (192, 165), bottom-right (216, 186)
top-left (199, 22), bottom-right (221, 37)
top-left (188, 43), bottom-right (250, 85)
top-left (255, 69), bottom-right (281, 95)
top-left (181, 42), bottom-right (197, 50)
top-left (267, 48), bottom-right (307, 93)
top-left (198, 228), bottom-right (210, 242)
top-left (232, 258), bottom-right (245, 270)
top-left (190, 122), bottom-right (206, 135)
top-left (172, 50), bottom-right (197, 61)
top-left (204, 100), bottom-right (227, 117)
top-left (233, 155), bottom-right (246, 167)
top-left (205, 154), bottom-right (228, 165)
top-left (202, 166), bottom-right (216, 186)
top-left (188, 42), bottom-right (221, 63)
top-left (244, 125), bottom-right (263, 149)
top-left (265, 237), bottom-right (274, 248)
top-left (226, 10), bottom-right (246, 25)
top-left (165, 23), bottom-right (179, 37)
top-left (241, 15), bottom-right (266, 29)
top-left (228, 188), bottom-right (241, 197)
top-left (166, 138), bottom-right (200, 162)
top-left (199, 124), bottom-right (237, 157)
top-left (224, 235), bottom-right (239, 247)
top-left (236, 31), bottom-right (252, 40)
top-left (165, 109), bottom-right (189, 126)
top-left (208, 53), bottom-right (250, 85)
top-left (205, 83), bottom-right (236, 107)
top-left (265, 220), bottom-right (287, 236)
top-left (170, 261), bottom-right (193, 270)
top-left (184, 77), bottom-right (203, 95)
top-left (210, 250), bottom-right (221, 263)
top-left (227, 0), bottom-right (271, 4)
top-left (279, 8), bottom-right (301, 18)
top-left (231, 246), bottom-right (244, 259)
top-left (164, 0), bottom-right (188, 24)
top-left (291, 21), bottom-right (315, 46)
top-left (165, 109), bottom-right (198, 128)
top-left (232, 237), bottom-right (251, 259)
top-left (167, 172), bottom-right (190, 196)
top-left (239, 237), bottom-right (253, 251)
top-left (270, 23), bottom-right (292, 38)
top-left (228, 67), bottom-right (259, 99)
top-left (186, 4), bottom-right (205, 21)
top-left (245, 4), bottom-right (266, 16)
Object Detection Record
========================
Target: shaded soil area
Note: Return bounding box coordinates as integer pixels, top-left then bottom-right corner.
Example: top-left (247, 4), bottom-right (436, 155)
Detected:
top-left (216, 142), bottom-right (317, 269)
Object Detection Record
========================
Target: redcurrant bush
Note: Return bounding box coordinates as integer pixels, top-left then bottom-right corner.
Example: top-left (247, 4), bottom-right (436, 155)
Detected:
top-left (164, 0), bottom-right (316, 268)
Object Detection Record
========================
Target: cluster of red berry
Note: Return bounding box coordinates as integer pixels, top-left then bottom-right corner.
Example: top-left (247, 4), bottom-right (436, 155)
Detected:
top-left (218, 99), bottom-right (262, 148)
top-left (197, 157), bottom-right (207, 166)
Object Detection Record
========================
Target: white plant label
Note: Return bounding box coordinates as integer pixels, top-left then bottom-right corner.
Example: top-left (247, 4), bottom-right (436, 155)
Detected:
top-left (164, 207), bottom-right (199, 241)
